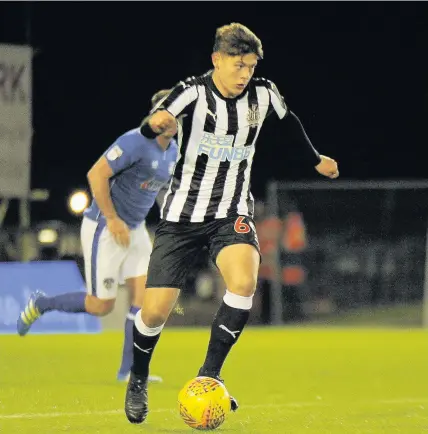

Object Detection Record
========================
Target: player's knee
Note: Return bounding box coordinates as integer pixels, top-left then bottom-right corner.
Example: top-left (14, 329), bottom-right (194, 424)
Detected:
top-left (227, 274), bottom-right (257, 297)
top-left (89, 298), bottom-right (115, 316)
top-left (139, 287), bottom-right (179, 327)
top-left (141, 305), bottom-right (170, 328)
top-left (141, 310), bottom-right (168, 328)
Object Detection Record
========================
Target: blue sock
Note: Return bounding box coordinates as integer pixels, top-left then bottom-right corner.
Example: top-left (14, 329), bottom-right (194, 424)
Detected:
top-left (118, 305), bottom-right (140, 375)
top-left (35, 292), bottom-right (87, 314)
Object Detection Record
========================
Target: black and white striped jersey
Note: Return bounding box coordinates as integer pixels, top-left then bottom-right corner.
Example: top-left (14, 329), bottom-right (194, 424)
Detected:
top-left (154, 70), bottom-right (288, 223)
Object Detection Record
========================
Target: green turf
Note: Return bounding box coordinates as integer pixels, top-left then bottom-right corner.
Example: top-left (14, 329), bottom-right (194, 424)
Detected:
top-left (1, 328), bottom-right (428, 433)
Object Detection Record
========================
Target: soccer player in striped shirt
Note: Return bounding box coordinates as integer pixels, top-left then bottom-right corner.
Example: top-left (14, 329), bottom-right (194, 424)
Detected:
top-left (125, 23), bottom-right (339, 424)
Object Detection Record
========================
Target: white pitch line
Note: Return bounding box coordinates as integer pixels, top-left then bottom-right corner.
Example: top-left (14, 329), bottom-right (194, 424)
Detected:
top-left (0, 402), bottom-right (325, 420)
top-left (0, 409), bottom-right (124, 420)
top-left (1, 399), bottom-right (426, 421)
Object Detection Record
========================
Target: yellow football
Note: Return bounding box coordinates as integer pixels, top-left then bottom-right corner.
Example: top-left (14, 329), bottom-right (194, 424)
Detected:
top-left (178, 376), bottom-right (231, 430)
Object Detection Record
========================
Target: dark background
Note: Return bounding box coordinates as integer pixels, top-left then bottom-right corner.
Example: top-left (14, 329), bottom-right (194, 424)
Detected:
top-left (1, 2), bottom-right (427, 225)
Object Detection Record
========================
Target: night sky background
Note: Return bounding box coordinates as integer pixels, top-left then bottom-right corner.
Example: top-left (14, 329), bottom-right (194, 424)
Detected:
top-left (1, 2), bottom-right (428, 226)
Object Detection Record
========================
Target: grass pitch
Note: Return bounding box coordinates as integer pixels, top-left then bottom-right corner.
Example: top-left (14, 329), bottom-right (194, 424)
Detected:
top-left (1, 326), bottom-right (428, 433)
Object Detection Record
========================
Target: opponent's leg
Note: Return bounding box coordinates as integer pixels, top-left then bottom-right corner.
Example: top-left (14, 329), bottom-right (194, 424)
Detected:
top-left (117, 275), bottom-right (146, 381)
top-left (17, 291), bottom-right (116, 336)
top-left (18, 217), bottom-right (124, 336)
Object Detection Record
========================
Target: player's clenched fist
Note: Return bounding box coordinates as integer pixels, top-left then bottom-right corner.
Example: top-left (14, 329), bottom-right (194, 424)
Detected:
top-left (149, 110), bottom-right (176, 135)
top-left (107, 216), bottom-right (130, 248)
top-left (315, 155), bottom-right (339, 179)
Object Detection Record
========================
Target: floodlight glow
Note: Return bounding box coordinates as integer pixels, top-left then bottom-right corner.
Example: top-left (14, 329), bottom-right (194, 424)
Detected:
top-left (68, 190), bottom-right (89, 215)
top-left (38, 228), bottom-right (58, 244)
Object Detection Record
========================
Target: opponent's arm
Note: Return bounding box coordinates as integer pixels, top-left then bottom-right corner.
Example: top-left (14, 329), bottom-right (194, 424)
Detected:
top-left (87, 139), bottom-right (138, 247)
top-left (87, 156), bottom-right (117, 221)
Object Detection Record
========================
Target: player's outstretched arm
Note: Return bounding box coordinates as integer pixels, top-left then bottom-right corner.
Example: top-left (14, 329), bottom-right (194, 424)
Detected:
top-left (265, 79), bottom-right (339, 179)
top-left (284, 111), bottom-right (339, 179)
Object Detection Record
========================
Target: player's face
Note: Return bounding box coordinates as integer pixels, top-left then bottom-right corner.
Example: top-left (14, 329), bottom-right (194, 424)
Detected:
top-left (213, 53), bottom-right (258, 98)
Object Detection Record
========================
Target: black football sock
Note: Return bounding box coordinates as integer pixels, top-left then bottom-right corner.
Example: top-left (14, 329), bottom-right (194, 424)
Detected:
top-left (199, 300), bottom-right (250, 377)
top-left (131, 316), bottom-right (163, 378)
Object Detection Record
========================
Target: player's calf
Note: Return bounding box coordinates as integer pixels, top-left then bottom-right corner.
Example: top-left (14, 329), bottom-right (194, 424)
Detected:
top-left (132, 313), bottom-right (164, 378)
top-left (17, 291), bottom-right (116, 336)
top-left (130, 288), bottom-right (178, 376)
top-left (17, 290), bottom-right (89, 336)
top-left (125, 312), bottom-right (166, 424)
top-left (123, 287), bottom-right (178, 390)
top-left (198, 243), bottom-right (259, 376)
top-left (199, 290), bottom-right (253, 378)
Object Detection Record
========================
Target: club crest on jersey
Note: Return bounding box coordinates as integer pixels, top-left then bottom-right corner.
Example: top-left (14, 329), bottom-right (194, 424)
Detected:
top-left (246, 104), bottom-right (260, 128)
top-left (103, 278), bottom-right (115, 289)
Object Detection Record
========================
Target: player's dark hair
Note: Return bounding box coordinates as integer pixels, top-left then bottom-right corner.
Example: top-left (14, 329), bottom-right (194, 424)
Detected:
top-left (213, 23), bottom-right (263, 59)
top-left (151, 89), bottom-right (171, 108)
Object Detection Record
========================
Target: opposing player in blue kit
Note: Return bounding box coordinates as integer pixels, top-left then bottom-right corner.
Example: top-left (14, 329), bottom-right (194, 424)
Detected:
top-left (17, 89), bottom-right (178, 383)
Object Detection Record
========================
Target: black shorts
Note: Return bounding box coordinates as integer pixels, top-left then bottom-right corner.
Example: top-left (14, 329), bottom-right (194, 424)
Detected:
top-left (146, 216), bottom-right (260, 289)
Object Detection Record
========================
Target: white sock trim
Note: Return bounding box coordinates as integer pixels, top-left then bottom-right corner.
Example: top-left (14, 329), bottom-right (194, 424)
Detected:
top-left (134, 310), bottom-right (164, 337)
top-left (223, 290), bottom-right (253, 310)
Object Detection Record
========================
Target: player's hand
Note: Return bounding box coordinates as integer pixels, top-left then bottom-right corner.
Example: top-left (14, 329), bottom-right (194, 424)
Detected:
top-left (149, 110), bottom-right (176, 134)
top-left (315, 155), bottom-right (339, 179)
top-left (107, 217), bottom-right (130, 248)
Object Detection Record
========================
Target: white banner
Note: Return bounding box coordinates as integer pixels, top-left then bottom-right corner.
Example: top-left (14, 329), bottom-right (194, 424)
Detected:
top-left (0, 44), bottom-right (32, 198)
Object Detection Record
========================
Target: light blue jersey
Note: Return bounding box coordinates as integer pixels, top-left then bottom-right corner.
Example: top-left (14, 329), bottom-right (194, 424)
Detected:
top-left (84, 128), bottom-right (178, 229)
